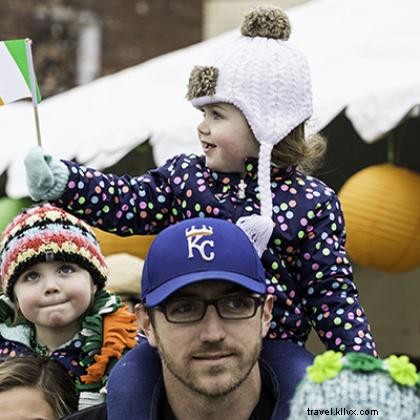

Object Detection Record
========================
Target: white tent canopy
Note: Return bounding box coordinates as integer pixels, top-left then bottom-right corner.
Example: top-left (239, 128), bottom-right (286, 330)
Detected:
top-left (1, 0), bottom-right (420, 198)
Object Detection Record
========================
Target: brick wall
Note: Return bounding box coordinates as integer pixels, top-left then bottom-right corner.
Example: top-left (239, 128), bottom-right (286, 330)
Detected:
top-left (0, 0), bottom-right (202, 97)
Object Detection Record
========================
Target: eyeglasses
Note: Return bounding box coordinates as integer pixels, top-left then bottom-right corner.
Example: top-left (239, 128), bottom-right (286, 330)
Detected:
top-left (156, 295), bottom-right (265, 324)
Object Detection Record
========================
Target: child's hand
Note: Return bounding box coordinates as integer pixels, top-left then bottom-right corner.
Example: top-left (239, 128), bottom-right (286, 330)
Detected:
top-left (24, 146), bottom-right (70, 201)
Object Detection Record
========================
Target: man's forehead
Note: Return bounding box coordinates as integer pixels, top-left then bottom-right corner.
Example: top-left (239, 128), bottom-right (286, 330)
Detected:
top-left (170, 281), bottom-right (249, 298)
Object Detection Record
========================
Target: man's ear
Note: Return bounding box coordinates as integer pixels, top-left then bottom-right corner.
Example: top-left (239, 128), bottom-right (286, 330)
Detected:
top-left (261, 295), bottom-right (274, 338)
top-left (135, 303), bottom-right (158, 348)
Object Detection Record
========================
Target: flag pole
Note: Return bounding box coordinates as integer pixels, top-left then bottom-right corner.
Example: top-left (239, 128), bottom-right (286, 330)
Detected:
top-left (24, 38), bottom-right (42, 147)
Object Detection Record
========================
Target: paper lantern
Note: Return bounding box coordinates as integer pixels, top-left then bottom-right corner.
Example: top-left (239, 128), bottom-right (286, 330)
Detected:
top-left (0, 197), bottom-right (32, 234)
top-left (338, 164), bottom-right (420, 273)
top-left (93, 228), bottom-right (155, 260)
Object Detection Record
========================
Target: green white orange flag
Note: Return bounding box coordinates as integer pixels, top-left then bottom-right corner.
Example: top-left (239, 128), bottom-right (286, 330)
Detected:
top-left (0, 39), bottom-right (41, 106)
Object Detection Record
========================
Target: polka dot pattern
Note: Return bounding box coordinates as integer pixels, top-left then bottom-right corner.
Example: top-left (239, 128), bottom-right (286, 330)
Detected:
top-left (0, 336), bottom-right (87, 382)
top-left (58, 154), bottom-right (377, 356)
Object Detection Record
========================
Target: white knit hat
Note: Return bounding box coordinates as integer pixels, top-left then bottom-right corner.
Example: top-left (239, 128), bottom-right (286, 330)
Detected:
top-left (187, 5), bottom-right (312, 256)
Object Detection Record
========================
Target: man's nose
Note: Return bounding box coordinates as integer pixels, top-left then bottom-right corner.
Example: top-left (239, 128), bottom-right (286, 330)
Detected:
top-left (199, 305), bottom-right (226, 342)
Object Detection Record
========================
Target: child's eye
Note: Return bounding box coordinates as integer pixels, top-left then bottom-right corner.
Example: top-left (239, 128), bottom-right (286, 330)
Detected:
top-left (58, 264), bottom-right (75, 275)
top-left (22, 271), bottom-right (39, 282)
top-left (212, 110), bottom-right (222, 119)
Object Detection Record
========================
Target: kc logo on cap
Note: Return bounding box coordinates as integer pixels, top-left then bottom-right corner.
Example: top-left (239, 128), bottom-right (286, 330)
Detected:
top-left (185, 225), bottom-right (214, 261)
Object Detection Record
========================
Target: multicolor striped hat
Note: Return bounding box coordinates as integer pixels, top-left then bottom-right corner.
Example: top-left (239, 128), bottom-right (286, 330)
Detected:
top-left (0, 203), bottom-right (108, 299)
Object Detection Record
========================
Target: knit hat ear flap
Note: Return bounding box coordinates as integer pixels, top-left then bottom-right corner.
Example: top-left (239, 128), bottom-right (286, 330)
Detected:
top-left (236, 142), bottom-right (274, 257)
top-left (235, 6), bottom-right (297, 256)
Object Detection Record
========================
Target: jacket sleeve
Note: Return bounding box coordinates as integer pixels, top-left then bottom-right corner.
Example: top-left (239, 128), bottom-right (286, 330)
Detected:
top-left (296, 194), bottom-right (377, 356)
top-left (54, 155), bottom-right (185, 235)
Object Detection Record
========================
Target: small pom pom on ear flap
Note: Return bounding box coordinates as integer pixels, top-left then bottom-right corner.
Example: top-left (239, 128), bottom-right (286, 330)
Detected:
top-left (241, 5), bottom-right (291, 40)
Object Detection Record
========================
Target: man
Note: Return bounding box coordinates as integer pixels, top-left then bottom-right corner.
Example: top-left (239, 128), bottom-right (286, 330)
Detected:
top-left (108, 217), bottom-right (292, 419)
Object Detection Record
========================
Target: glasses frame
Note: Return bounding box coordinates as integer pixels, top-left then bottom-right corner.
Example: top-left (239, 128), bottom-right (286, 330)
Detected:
top-left (155, 294), bottom-right (266, 324)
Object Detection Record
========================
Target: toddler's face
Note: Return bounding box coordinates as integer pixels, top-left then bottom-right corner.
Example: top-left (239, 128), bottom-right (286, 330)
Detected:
top-left (197, 103), bottom-right (259, 173)
top-left (14, 260), bottom-right (96, 336)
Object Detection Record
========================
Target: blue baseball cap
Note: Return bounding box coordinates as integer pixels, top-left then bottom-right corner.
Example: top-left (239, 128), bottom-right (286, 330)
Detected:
top-left (141, 218), bottom-right (267, 306)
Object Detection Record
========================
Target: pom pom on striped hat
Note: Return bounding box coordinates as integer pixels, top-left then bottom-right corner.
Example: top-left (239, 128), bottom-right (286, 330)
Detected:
top-left (0, 203), bottom-right (108, 299)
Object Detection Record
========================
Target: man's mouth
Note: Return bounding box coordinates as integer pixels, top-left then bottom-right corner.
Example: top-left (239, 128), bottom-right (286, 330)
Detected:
top-left (192, 352), bottom-right (233, 361)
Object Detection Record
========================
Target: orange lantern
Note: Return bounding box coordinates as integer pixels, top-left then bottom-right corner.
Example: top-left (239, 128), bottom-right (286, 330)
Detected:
top-left (338, 163), bottom-right (420, 273)
top-left (93, 228), bottom-right (155, 260)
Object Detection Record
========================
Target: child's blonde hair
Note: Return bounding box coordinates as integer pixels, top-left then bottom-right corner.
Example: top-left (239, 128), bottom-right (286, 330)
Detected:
top-left (272, 123), bottom-right (327, 174)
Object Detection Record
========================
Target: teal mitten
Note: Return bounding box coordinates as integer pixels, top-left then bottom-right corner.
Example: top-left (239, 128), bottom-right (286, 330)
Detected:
top-left (24, 146), bottom-right (70, 201)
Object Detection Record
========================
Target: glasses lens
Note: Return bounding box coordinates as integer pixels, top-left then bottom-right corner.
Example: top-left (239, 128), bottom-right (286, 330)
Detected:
top-left (218, 296), bottom-right (257, 318)
top-left (165, 299), bottom-right (205, 322)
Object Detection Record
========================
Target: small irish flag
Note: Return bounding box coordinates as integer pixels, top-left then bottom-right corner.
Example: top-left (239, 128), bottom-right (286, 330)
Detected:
top-left (0, 39), bottom-right (41, 106)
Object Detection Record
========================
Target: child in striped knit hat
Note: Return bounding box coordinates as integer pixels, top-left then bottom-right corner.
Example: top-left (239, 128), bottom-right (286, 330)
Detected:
top-left (0, 203), bottom-right (137, 410)
top-left (23, 5), bottom-right (377, 418)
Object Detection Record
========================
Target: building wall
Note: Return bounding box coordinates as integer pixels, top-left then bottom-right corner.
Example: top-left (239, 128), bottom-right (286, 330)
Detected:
top-left (0, 0), bottom-right (202, 97)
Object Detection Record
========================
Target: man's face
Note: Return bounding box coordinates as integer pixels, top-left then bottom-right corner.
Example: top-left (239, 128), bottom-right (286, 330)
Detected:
top-left (137, 281), bottom-right (273, 398)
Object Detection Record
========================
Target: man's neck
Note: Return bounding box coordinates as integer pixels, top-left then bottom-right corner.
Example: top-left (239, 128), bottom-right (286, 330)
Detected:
top-left (163, 364), bottom-right (262, 420)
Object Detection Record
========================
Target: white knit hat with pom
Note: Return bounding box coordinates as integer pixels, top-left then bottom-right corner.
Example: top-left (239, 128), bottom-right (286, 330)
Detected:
top-left (187, 5), bottom-right (312, 256)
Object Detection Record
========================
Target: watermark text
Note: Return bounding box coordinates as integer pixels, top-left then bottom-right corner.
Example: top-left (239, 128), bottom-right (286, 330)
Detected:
top-left (306, 408), bottom-right (379, 416)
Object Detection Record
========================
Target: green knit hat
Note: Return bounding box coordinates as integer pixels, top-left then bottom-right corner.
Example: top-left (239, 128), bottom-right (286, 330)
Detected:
top-left (288, 351), bottom-right (420, 419)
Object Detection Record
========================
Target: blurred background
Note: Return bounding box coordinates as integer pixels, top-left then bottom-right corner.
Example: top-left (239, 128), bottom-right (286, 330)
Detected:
top-left (0, 0), bottom-right (419, 362)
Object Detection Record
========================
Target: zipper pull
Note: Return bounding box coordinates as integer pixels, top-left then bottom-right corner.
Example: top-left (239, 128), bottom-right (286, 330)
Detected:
top-left (237, 179), bottom-right (247, 199)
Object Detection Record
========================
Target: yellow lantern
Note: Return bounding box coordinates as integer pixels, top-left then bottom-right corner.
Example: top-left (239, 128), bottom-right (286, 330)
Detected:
top-left (93, 228), bottom-right (155, 260)
top-left (338, 163), bottom-right (420, 273)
